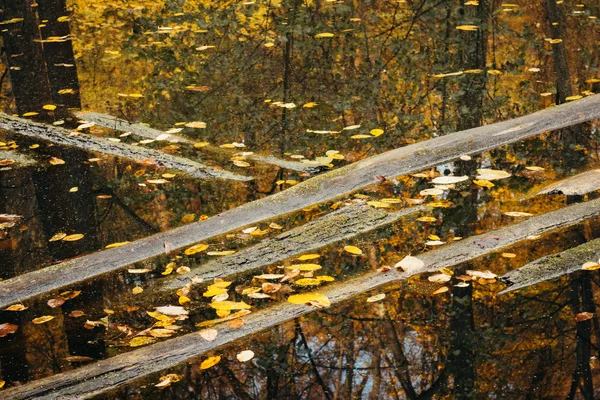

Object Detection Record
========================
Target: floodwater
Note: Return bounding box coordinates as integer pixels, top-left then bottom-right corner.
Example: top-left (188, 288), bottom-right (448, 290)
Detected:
top-left (1, 0), bottom-right (600, 399)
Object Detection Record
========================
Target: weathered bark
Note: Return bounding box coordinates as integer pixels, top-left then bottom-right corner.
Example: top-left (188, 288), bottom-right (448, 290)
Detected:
top-left (536, 169), bottom-right (600, 196)
top-left (0, 0), bottom-right (53, 114)
top-left (0, 95), bottom-right (600, 309)
top-left (0, 113), bottom-right (251, 181)
top-left (498, 237), bottom-right (600, 295)
top-left (36, 0), bottom-right (81, 110)
top-left (157, 203), bottom-right (421, 293)
top-left (5, 198), bottom-right (600, 399)
top-left (75, 111), bottom-right (313, 172)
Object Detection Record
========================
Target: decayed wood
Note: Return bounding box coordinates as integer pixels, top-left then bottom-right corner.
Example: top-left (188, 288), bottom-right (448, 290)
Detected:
top-left (497, 238), bottom-right (600, 295)
top-left (0, 95), bottom-right (599, 310)
top-left (158, 202), bottom-right (422, 293)
top-left (536, 169), bottom-right (600, 196)
top-left (76, 111), bottom-right (313, 173)
top-left (0, 113), bottom-right (251, 181)
top-left (5, 198), bottom-right (600, 400)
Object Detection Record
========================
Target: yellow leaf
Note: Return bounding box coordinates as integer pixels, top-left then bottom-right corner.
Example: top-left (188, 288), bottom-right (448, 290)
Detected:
top-left (350, 134), bottom-right (372, 139)
top-left (473, 179), bottom-right (495, 188)
top-left (417, 216), bottom-right (437, 222)
top-left (288, 293), bottom-right (330, 307)
top-left (565, 95), bottom-right (583, 101)
top-left (439, 267), bottom-right (454, 276)
top-left (370, 128), bottom-right (384, 137)
top-left (314, 32), bottom-right (334, 38)
top-left (185, 243), bottom-right (208, 255)
top-left (297, 254), bottom-right (320, 261)
top-left (162, 173), bottom-right (176, 179)
top-left (194, 142), bottom-right (210, 148)
top-left (432, 287), bottom-right (449, 295)
top-left (43, 104), bottom-right (57, 111)
top-left (207, 250), bottom-right (236, 256)
top-left (501, 253), bottom-right (516, 258)
top-left (456, 25), bottom-right (479, 31)
top-left (294, 278), bottom-right (322, 286)
top-left (132, 286), bottom-right (143, 294)
top-left (6, 304), bottom-right (27, 311)
top-left (32, 315), bottom-right (54, 324)
top-left (22, 112), bottom-right (39, 117)
top-left (129, 336), bottom-right (156, 347)
top-left (146, 311), bottom-right (174, 322)
top-left (179, 296), bottom-right (191, 304)
top-left (366, 293), bottom-right (385, 303)
top-left (181, 213), bottom-right (196, 224)
top-left (200, 356), bottom-right (221, 370)
top-left (367, 201), bottom-right (391, 208)
top-left (203, 287), bottom-right (227, 297)
top-left (63, 234), bottom-right (84, 242)
top-left (105, 241), bottom-right (129, 249)
top-left (344, 245), bottom-right (363, 255)
top-left (316, 275), bottom-right (335, 282)
top-left (209, 301), bottom-right (251, 311)
top-left (49, 157), bottom-right (65, 165)
top-left (288, 263), bottom-right (322, 271)
top-left (582, 262), bottom-right (600, 271)
top-left (49, 232), bottom-right (67, 241)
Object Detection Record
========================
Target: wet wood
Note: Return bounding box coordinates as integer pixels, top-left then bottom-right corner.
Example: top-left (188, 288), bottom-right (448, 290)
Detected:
top-left (4, 198), bottom-right (600, 399)
top-left (0, 95), bottom-right (600, 309)
top-left (536, 169), bottom-right (600, 196)
top-left (76, 111), bottom-right (313, 172)
top-left (0, 113), bottom-right (252, 181)
top-left (157, 202), bottom-right (422, 293)
top-left (497, 238), bottom-right (600, 295)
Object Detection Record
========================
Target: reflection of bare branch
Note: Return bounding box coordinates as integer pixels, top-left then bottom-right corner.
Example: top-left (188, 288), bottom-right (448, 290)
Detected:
top-left (296, 321), bottom-right (333, 400)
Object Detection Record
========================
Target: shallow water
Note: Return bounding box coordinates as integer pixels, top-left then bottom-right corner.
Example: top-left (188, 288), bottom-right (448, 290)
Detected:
top-left (1, 0), bottom-right (600, 398)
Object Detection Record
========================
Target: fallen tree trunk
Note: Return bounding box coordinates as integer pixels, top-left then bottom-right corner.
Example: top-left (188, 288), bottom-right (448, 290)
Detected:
top-left (0, 95), bottom-right (599, 309)
top-left (536, 169), bottom-right (600, 196)
top-left (0, 113), bottom-right (251, 181)
top-left (157, 202), bottom-right (422, 293)
top-left (76, 111), bottom-right (314, 173)
top-left (497, 238), bottom-right (600, 295)
top-left (4, 198), bottom-right (600, 399)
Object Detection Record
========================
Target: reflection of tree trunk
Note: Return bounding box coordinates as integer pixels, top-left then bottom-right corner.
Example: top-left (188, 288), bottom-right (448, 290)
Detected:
top-left (544, 0), bottom-right (573, 105)
top-left (567, 274), bottom-right (595, 400)
top-left (36, 0), bottom-right (82, 111)
top-left (0, 0), bottom-right (53, 114)
top-left (32, 149), bottom-right (100, 260)
top-left (449, 283), bottom-right (475, 400)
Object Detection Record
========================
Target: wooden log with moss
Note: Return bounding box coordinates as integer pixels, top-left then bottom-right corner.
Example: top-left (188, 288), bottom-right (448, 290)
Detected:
top-left (497, 238), bottom-right (600, 294)
top-left (0, 95), bottom-right (600, 309)
top-left (156, 202), bottom-right (422, 293)
top-left (536, 169), bottom-right (600, 196)
top-left (0, 113), bottom-right (251, 181)
top-left (76, 111), bottom-right (314, 173)
top-left (4, 198), bottom-right (600, 399)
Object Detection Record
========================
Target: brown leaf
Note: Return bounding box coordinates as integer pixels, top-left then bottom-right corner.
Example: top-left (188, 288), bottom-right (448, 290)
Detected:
top-left (64, 355), bottom-right (94, 363)
top-left (0, 322), bottom-right (18, 337)
top-left (47, 297), bottom-right (65, 308)
top-left (575, 312), bottom-right (594, 322)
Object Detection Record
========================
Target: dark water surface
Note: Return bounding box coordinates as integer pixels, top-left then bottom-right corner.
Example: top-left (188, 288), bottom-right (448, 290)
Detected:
top-left (1, 0), bottom-right (600, 398)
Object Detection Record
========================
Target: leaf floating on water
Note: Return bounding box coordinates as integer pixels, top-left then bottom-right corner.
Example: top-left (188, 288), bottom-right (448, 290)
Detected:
top-left (269, 222), bottom-right (283, 230)
top-left (49, 157), bottom-right (65, 166)
top-left (370, 128), bottom-right (384, 137)
top-left (200, 356), bottom-right (221, 370)
top-left (456, 25), bottom-right (479, 31)
top-left (0, 323), bottom-right (18, 337)
top-left (294, 278), bottom-right (322, 286)
top-left (525, 166), bottom-right (545, 172)
top-left (185, 121), bottom-right (207, 129)
top-left (149, 328), bottom-right (177, 338)
top-left (207, 250), bottom-right (236, 256)
top-left (476, 169), bottom-right (511, 181)
top-left (64, 356), bottom-right (94, 363)
top-left (47, 298), bottom-right (65, 308)
top-left (254, 274), bottom-right (285, 280)
top-left (575, 312), bottom-right (594, 322)
top-left (431, 176), bottom-right (469, 185)
top-left (466, 270), bottom-right (497, 279)
top-left (288, 263), bottom-right (322, 271)
top-left (105, 241), bottom-right (130, 249)
top-left (501, 253), bottom-right (516, 258)
top-left (0, 159), bottom-right (15, 167)
top-left (565, 95), bottom-right (583, 101)
top-left (155, 306), bottom-right (188, 316)
top-left (185, 243), bottom-right (208, 255)
top-left (129, 336), bottom-right (157, 347)
top-left (199, 328), bottom-right (218, 342)
top-left (343, 124), bottom-right (361, 131)
top-left (193, 142), bottom-right (210, 148)
top-left (366, 293), bottom-right (386, 303)
top-left (236, 350), bottom-right (255, 362)
top-left (428, 274), bottom-right (451, 283)
top-left (32, 316), bottom-right (54, 324)
top-left (416, 216), bottom-right (437, 223)
top-left (432, 287), bottom-right (449, 295)
top-left (395, 255), bottom-right (425, 273)
top-left (49, 232), bottom-right (67, 242)
top-left (69, 186), bottom-right (78, 193)
top-left (6, 304), bottom-right (27, 311)
top-left (210, 301), bottom-right (251, 311)
top-left (316, 275), bottom-right (335, 282)
top-left (147, 179), bottom-right (170, 184)
top-left (350, 134), bottom-right (372, 139)
top-left (344, 245), bottom-right (363, 255)
top-left (503, 211), bottom-right (534, 217)
top-left (63, 234), bottom-right (84, 242)
top-left (128, 268), bottom-right (150, 274)
top-left (314, 32), bottom-right (334, 38)
top-left (132, 286), bottom-right (143, 295)
top-left (473, 179), bottom-right (495, 188)
top-left (288, 293), bottom-right (330, 307)
top-left (297, 254), bottom-right (320, 261)
top-left (367, 201), bottom-right (391, 208)
top-left (420, 188), bottom-right (444, 196)
top-left (582, 261), bottom-right (600, 271)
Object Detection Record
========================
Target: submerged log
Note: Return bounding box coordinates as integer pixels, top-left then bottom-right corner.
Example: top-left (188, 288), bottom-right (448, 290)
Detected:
top-left (0, 113), bottom-right (251, 181)
top-left (497, 238), bottom-right (600, 295)
top-left (76, 111), bottom-right (313, 172)
top-left (536, 169), bottom-right (600, 196)
top-left (0, 95), bottom-right (600, 309)
top-left (158, 202), bottom-right (422, 293)
top-left (4, 198), bottom-right (600, 399)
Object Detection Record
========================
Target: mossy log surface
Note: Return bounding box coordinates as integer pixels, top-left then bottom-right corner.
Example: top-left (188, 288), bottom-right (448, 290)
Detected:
top-left (76, 111), bottom-right (313, 172)
top-left (5, 198), bottom-right (600, 400)
top-left (158, 202), bottom-right (421, 292)
top-left (0, 113), bottom-right (251, 181)
top-left (497, 238), bottom-right (600, 294)
top-left (536, 169), bottom-right (600, 196)
top-left (0, 95), bottom-right (599, 310)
